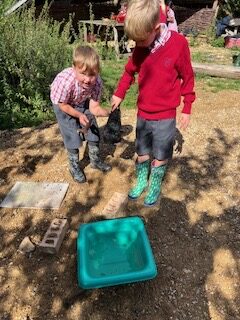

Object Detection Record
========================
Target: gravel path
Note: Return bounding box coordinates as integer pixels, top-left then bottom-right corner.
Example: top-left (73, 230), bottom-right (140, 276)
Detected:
top-left (0, 81), bottom-right (239, 320)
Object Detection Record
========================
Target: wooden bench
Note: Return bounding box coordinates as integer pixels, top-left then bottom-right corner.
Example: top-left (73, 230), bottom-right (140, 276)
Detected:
top-left (79, 19), bottom-right (124, 58)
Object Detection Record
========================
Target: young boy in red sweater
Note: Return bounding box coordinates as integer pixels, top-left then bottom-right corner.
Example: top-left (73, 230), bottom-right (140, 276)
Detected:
top-left (111, 0), bottom-right (195, 206)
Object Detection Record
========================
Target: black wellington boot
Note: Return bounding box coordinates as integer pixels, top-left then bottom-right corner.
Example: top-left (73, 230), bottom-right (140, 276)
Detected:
top-left (88, 144), bottom-right (112, 172)
top-left (68, 150), bottom-right (86, 183)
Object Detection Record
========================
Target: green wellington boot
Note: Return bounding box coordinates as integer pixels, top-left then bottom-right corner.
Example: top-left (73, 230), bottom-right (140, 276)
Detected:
top-left (128, 160), bottom-right (150, 200)
top-left (144, 164), bottom-right (167, 207)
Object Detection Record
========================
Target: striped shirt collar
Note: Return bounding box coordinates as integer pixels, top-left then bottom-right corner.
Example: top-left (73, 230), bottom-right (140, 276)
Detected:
top-left (149, 23), bottom-right (171, 53)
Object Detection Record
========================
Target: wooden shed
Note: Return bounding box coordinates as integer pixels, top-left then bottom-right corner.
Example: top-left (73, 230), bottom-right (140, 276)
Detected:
top-left (175, 0), bottom-right (219, 34)
top-left (48, 0), bottom-right (219, 34)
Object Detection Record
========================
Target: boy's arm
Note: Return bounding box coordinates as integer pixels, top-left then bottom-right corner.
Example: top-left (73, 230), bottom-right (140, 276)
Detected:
top-left (51, 71), bottom-right (89, 127)
top-left (89, 76), bottom-right (110, 117)
top-left (58, 103), bottom-right (89, 126)
top-left (112, 56), bottom-right (137, 109)
top-left (89, 99), bottom-right (110, 117)
top-left (177, 38), bottom-right (196, 116)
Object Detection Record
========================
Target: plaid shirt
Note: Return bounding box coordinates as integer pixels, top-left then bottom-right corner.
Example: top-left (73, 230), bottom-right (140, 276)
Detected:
top-left (149, 23), bottom-right (171, 53)
top-left (50, 67), bottom-right (102, 106)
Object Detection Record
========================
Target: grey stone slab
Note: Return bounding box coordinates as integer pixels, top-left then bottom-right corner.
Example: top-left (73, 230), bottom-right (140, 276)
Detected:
top-left (0, 181), bottom-right (69, 209)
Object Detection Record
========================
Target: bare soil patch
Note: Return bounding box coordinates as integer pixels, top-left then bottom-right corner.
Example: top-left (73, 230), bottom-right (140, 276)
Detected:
top-left (0, 81), bottom-right (240, 320)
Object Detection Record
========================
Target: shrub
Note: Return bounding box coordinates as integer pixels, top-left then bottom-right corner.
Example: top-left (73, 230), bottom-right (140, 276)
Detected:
top-left (0, 0), bottom-right (14, 16)
top-left (0, 2), bottom-right (74, 129)
top-left (210, 36), bottom-right (225, 48)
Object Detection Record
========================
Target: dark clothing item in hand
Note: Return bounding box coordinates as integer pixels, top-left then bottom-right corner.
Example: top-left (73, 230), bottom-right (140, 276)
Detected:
top-left (103, 108), bottom-right (122, 144)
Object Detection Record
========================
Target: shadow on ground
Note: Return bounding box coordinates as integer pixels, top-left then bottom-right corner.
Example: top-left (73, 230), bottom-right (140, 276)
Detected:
top-left (0, 122), bottom-right (239, 320)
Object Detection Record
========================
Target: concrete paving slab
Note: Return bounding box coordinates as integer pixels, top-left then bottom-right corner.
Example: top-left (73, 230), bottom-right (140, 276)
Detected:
top-left (0, 181), bottom-right (69, 209)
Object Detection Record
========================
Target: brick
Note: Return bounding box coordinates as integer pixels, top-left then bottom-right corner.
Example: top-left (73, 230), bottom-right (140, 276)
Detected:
top-left (102, 192), bottom-right (128, 216)
top-left (39, 218), bottom-right (69, 254)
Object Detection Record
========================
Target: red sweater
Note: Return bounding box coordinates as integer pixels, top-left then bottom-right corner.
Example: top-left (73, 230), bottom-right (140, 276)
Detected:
top-left (114, 32), bottom-right (196, 120)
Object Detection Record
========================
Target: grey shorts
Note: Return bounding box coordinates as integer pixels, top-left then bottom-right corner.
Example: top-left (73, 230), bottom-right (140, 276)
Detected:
top-left (53, 100), bottom-right (100, 149)
top-left (136, 117), bottom-right (176, 160)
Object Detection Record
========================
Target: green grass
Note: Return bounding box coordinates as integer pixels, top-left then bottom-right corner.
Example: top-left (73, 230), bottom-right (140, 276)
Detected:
top-left (196, 74), bottom-right (240, 92)
top-left (1, 57), bottom-right (239, 129)
top-left (102, 58), bottom-right (240, 99)
top-left (191, 52), bottom-right (217, 63)
top-left (192, 49), bottom-right (240, 64)
top-left (101, 58), bottom-right (138, 109)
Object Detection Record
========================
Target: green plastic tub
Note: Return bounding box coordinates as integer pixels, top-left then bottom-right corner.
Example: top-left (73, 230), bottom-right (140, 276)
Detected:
top-left (77, 216), bottom-right (157, 289)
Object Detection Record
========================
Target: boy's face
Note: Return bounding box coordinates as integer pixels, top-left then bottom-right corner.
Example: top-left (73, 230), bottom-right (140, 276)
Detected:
top-left (135, 23), bottom-right (161, 48)
top-left (74, 65), bottom-right (97, 89)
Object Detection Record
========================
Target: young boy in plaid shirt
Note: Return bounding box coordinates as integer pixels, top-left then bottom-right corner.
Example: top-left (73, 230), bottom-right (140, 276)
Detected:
top-left (112, 0), bottom-right (195, 206)
top-left (50, 45), bottom-right (111, 183)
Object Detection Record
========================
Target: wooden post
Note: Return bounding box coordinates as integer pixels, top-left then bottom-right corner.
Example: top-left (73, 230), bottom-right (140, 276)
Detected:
top-left (113, 26), bottom-right (120, 59)
top-left (83, 23), bottom-right (88, 43)
top-left (212, 0), bottom-right (220, 19)
top-left (212, 0), bottom-right (219, 10)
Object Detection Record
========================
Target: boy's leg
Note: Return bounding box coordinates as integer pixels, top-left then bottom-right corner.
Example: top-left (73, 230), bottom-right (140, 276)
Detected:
top-left (128, 155), bottom-right (150, 200)
top-left (88, 142), bottom-right (112, 172)
top-left (67, 148), bottom-right (86, 183)
top-left (143, 160), bottom-right (167, 206)
top-left (81, 101), bottom-right (112, 172)
top-left (53, 103), bottom-right (83, 150)
top-left (144, 119), bottom-right (176, 206)
top-left (53, 104), bottom-right (86, 182)
top-left (128, 117), bottom-right (151, 200)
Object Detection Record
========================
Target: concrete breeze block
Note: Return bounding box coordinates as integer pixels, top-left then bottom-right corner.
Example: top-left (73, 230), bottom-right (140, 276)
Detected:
top-left (39, 218), bottom-right (69, 254)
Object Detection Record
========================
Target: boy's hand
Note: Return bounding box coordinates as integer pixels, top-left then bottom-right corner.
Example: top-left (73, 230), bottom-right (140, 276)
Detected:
top-left (105, 109), bottom-right (111, 117)
top-left (79, 113), bottom-right (90, 127)
top-left (111, 95), bottom-right (122, 111)
top-left (101, 108), bottom-right (110, 117)
top-left (178, 113), bottom-right (190, 130)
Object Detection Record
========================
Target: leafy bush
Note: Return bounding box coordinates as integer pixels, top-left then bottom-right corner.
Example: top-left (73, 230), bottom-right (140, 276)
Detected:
top-left (0, 1), bottom-right (124, 129)
top-left (210, 36), bottom-right (225, 48)
top-left (0, 0), bottom-right (14, 16)
top-left (0, 2), bottom-right (74, 129)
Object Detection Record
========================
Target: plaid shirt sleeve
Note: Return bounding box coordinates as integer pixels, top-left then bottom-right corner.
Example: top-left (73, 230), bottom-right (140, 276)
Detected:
top-left (90, 76), bottom-right (102, 102)
top-left (50, 71), bottom-right (74, 105)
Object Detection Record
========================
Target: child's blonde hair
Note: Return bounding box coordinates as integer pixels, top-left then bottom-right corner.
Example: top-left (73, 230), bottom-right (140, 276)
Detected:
top-left (73, 45), bottom-right (100, 75)
top-left (124, 0), bottom-right (159, 41)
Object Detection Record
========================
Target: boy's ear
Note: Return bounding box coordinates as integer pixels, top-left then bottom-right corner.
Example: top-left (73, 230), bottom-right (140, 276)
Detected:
top-left (155, 23), bottom-right (161, 32)
top-left (155, 22), bottom-right (161, 31)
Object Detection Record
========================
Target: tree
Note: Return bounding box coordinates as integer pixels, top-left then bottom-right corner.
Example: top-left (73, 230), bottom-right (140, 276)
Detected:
top-left (222, 0), bottom-right (240, 18)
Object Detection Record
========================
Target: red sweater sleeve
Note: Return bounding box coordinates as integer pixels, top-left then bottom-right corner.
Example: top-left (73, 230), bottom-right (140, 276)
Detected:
top-left (176, 38), bottom-right (196, 114)
top-left (114, 56), bottom-right (137, 99)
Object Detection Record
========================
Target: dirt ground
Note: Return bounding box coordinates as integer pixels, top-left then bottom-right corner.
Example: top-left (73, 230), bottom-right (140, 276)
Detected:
top-left (0, 78), bottom-right (240, 320)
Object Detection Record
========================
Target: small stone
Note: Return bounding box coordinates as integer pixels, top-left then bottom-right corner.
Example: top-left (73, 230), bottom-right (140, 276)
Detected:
top-left (18, 236), bottom-right (35, 253)
top-left (183, 268), bottom-right (191, 274)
